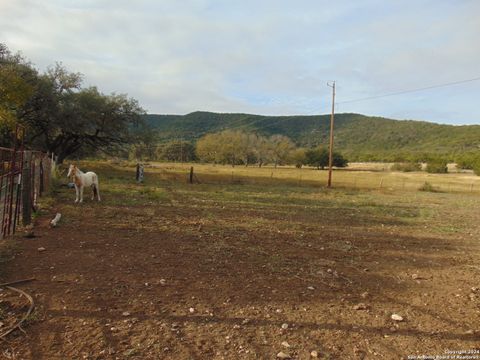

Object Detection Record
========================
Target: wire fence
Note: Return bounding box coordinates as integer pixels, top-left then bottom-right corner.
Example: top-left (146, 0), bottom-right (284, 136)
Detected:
top-left (0, 127), bottom-right (53, 239)
top-left (145, 162), bottom-right (480, 195)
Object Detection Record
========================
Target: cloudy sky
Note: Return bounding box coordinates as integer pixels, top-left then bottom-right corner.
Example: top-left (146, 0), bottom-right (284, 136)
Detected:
top-left (1, 0), bottom-right (479, 124)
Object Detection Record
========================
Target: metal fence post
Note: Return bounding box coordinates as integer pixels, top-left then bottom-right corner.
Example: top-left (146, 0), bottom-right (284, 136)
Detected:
top-left (136, 163), bottom-right (144, 183)
top-left (22, 151), bottom-right (32, 226)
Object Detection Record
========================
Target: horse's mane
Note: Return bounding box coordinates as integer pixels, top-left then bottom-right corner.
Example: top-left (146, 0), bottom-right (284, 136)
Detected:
top-left (74, 166), bottom-right (85, 175)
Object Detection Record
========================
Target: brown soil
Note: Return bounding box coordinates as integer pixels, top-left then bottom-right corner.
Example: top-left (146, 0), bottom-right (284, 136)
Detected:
top-left (1, 182), bottom-right (480, 359)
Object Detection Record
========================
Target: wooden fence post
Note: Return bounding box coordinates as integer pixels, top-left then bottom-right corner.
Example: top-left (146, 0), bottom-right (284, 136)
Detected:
top-left (51, 152), bottom-right (56, 177)
top-left (189, 166), bottom-right (194, 184)
top-left (39, 158), bottom-right (44, 196)
top-left (22, 151), bottom-right (32, 226)
top-left (136, 163), bottom-right (144, 183)
top-left (45, 155), bottom-right (52, 192)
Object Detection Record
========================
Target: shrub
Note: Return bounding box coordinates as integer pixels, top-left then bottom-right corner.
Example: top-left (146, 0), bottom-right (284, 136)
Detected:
top-left (426, 160), bottom-right (448, 174)
top-left (48, 165), bottom-right (63, 195)
top-left (473, 159), bottom-right (480, 176)
top-left (391, 162), bottom-right (421, 172)
top-left (456, 158), bottom-right (474, 170)
top-left (333, 152), bottom-right (348, 168)
top-left (455, 153), bottom-right (480, 170)
top-left (288, 148), bottom-right (307, 168)
top-left (418, 182), bottom-right (440, 192)
top-left (305, 148), bottom-right (348, 169)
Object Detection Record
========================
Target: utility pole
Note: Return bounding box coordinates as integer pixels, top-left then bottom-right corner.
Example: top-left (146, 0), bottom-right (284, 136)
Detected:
top-left (327, 81), bottom-right (336, 188)
top-left (180, 137), bottom-right (183, 164)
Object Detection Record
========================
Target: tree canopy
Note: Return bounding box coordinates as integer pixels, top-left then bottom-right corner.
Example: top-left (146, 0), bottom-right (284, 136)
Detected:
top-left (196, 130), bottom-right (299, 167)
top-left (144, 111), bottom-right (480, 163)
top-left (0, 43), bottom-right (145, 162)
top-left (305, 147), bottom-right (348, 169)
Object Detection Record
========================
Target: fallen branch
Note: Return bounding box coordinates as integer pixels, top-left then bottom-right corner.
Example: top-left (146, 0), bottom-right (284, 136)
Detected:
top-left (0, 278), bottom-right (35, 288)
top-left (0, 286), bottom-right (35, 339)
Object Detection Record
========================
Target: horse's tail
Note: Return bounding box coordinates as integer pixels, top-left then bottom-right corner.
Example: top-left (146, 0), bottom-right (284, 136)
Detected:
top-left (92, 183), bottom-right (98, 198)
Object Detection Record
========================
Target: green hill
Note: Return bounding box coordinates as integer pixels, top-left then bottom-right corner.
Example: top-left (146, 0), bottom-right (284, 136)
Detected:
top-left (143, 112), bottom-right (480, 161)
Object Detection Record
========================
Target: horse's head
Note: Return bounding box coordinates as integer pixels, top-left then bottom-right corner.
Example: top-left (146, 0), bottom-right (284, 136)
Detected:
top-left (67, 164), bottom-right (77, 178)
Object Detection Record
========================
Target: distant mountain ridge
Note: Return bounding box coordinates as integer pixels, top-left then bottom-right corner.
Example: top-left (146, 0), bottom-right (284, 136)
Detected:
top-left (143, 111), bottom-right (480, 161)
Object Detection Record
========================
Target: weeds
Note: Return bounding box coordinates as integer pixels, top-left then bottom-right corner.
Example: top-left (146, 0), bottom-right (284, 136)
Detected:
top-left (418, 181), bottom-right (441, 192)
top-left (48, 165), bottom-right (65, 196)
top-left (24, 310), bottom-right (42, 324)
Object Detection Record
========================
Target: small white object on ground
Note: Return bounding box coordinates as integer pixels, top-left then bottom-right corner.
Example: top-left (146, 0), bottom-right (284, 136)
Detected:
top-left (50, 213), bottom-right (62, 227)
top-left (281, 323), bottom-right (289, 330)
top-left (353, 303), bottom-right (369, 310)
top-left (38, 247), bottom-right (46, 252)
top-left (277, 351), bottom-right (291, 359)
top-left (281, 341), bottom-right (291, 348)
top-left (391, 313), bottom-right (404, 321)
top-left (189, 307), bottom-right (195, 313)
top-left (310, 350), bottom-right (319, 358)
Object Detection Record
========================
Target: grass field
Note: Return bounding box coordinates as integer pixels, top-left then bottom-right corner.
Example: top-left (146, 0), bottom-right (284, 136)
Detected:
top-left (141, 161), bottom-right (480, 194)
top-left (2, 161), bottom-right (480, 359)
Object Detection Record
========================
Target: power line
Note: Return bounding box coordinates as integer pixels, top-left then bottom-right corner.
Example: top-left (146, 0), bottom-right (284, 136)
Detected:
top-left (338, 76), bottom-right (480, 104)
top-left (180, 76), bottom-right (480, 140)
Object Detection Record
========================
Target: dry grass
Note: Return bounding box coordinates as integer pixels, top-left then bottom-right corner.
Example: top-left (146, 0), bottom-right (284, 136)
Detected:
top-left (127, 161), bottom-right (480, 194)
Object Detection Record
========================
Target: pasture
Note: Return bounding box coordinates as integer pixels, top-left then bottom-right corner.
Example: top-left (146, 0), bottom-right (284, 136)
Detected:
top-left (149, 161), bottom-right (480, 194)
top-left (2, 161), bottom-right (480, 359)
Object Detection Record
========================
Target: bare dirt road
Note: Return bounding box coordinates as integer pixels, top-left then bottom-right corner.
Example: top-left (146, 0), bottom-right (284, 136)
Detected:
top-left (1, 164), bottom-right (480, 359)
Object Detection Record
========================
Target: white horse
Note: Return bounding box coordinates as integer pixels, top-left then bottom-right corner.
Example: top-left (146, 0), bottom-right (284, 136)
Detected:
top-left (67, 164), bottom-right (101, 203)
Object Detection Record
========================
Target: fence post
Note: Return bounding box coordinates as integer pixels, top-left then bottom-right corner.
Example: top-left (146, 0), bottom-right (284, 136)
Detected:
top-left (45, 155), bottom-right (52, 192)
top-left (22, 151), bottom-right (32, 226)
top-left (189, 166), bottom-right (194, 184)
top-left (51, 152), bottom-right (56, 177)
top-left (39, 158), bottom-right (44, 196)
top-left (136, 163), bottom-right (144, 183)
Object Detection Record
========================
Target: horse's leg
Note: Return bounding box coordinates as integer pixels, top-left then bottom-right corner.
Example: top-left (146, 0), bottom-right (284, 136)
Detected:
top-left (91, 184), bottom-right (95, 200)
top-left (79, 186), bottom-right (84, 203)
top-left (96, 182), bottom-right (101, 201)
top-left (74, 185), bottom-right (79, 203)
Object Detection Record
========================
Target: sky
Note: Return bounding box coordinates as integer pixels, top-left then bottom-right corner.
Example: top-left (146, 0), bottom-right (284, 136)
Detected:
top-left (1, 0), bottom-right (479, 125)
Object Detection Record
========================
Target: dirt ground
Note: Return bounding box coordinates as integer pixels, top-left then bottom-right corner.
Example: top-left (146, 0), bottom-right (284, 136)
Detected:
top-left (1, 163), bottom-right (480, 359)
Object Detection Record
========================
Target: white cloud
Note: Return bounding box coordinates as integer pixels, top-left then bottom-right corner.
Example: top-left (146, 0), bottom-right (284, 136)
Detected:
top-left (1, 0), bottom-right (479, 123)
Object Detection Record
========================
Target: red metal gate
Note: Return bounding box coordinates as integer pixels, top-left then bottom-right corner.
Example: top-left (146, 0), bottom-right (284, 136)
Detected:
top-left (0, 126), bottom-right (25, 238)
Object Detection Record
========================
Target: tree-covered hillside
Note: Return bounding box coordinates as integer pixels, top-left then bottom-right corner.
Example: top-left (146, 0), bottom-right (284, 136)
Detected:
top-left (144, 112), bottom-right (480, 161)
